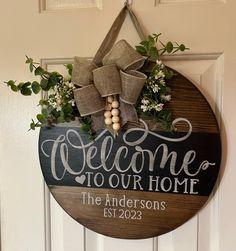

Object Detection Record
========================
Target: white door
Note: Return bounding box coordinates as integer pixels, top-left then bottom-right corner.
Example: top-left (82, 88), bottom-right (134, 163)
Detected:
top-left (0, 0), bottom-right (234, 250)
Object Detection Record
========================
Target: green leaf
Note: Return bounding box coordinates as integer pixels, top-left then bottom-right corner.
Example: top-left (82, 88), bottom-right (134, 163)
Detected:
top-left (39, 99), bottom-right (49, 106)
top-left (89, 134), bottom-right (96, 141)
top-left (63, 104), bottom-right (73, 114)
top-left (32, 81), bottom-right (41, 94)
top-left (20, 87), bottom-right (32, 96)
top-left (40, 79), bottom-right (49, 91)
top-left (65, 64), bottom-right (73, 76)
top-left (41, 108), bottom-right (49, 116)
top-left (164, 68), bottom-right (175, 80)
top-left (34, 66), bottom-right (45, 76)
top-left (25, 57), bottom-right (33, 64)
top-left (30, 120), bottom-right (36, 130)
top-left (81, 123), bottom-right (92, 132)
top-left (48, 73), bottom-right (58, 88)
top-left (6, 80), bottom-right (16, 87)
top-left (11, 85), bottom-right (19, 92)
top-left (25, 56), bottom-right (34, 72)
top-left (140, 40), bottom-right (149, 49)
top-left (21, 82), bottom-right (31, 89)
top-left (148, 35), bottom-right (155, 48)
top-left (149, 47), bottom-right (158, 62)
top-left (81, 116), bottom-right (92, 125)
top-left (166, 41), bottom-right (174, 53)
top-left (179, 44), bottom-right (186, 51)
top-left (29, 63), bottom-right (34, 72)
top-left (36, 114), bottom-right (46, 123)
top-left (135, 46), bottom-right (147, 56)
top-left (17, 82), bottom-right (25, 89)
top-left (57, 116), bottom-right (65, 123)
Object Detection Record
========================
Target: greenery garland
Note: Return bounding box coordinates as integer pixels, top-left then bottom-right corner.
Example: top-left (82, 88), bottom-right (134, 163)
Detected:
top-left (3, 34), bottom-right (188, 138)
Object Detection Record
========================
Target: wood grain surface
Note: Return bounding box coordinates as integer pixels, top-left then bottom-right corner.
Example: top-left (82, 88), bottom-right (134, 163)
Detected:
top-left (39, 71), bottom-right (221, 239)
top-left (144, 69), bottom-right (219, 133)
top-left (50, 186), bottom-right (208, 239)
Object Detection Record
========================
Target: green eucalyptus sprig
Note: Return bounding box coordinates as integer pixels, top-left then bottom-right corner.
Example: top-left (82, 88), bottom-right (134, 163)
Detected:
top-left (28, 63), bottom-right (79, 131)
top-left (3, 58), bottom-right (96, 138)
top-left (4, 56), bottom-right (63, 96)
top-left (136, 33), bottom-right (189, 62)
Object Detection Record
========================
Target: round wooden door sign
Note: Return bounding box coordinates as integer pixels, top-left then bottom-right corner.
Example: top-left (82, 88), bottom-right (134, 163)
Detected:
top-left (39, 72), bottom-right (221, 239)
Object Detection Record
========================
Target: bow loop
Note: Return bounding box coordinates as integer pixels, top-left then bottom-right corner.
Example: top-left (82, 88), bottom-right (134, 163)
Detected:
top-left (73, 84), bottom-right (105, 117)
top-left (120, 70), bottom-right (147, 105)
top-left (102, 40), bottom-right (145, 71)
top-left (71, 57), bottom-right (97, 87)
top-left (72, 40), bottom-right (147, 131)
top-left (93, 65), bottom-right (122, 97)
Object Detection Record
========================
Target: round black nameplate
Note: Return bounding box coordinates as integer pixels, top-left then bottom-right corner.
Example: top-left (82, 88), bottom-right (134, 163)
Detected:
top-left (39, 71), bottom-right (221, 239)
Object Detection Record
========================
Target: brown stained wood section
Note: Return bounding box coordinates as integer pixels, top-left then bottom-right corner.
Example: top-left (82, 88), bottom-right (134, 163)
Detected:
top-left (166, 71), bottom-right (219, 133)
top-left (40, 70), bottom-right (221, 239)
top-left (50, 186), bottom-right (208, 239)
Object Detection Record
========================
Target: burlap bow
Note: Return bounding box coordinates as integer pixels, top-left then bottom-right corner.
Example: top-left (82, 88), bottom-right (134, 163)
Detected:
top-left (72, 39), bottom-right (147, 130)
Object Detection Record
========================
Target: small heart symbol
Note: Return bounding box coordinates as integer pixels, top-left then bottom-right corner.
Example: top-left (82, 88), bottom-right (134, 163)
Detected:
top-left (75, 175), bottom-right (86, 185)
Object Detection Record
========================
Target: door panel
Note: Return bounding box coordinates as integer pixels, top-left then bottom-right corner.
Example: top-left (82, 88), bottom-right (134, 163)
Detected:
top-left (50, 195), bottom-right (85, 251)
top-left (0, 0), bottom-right (234, 250)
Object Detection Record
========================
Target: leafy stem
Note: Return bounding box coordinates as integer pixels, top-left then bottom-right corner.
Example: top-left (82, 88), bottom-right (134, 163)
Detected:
top-left (136, 33), bottom-right (189, 62)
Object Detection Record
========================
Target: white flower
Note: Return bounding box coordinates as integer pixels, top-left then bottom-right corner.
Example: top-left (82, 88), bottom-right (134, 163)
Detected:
top-left (154, 70), bottom-right (165, 80)
top-left (69, 83), bottom-right (74, 89)
top-left (157, 70), bottom-right (165, 78)
top-left (56, 105), bottom-right (62, 111)
top-left (51, 102), bottom-right (57, 108)
top-left (160, 79), bottom-right (165, 85)
top-left (161, 94), bottom-right (171, 101)
top-left (141, 99), bottom-right (149, 105)
top-left (154, 103), bottom-right (164, 112)
top-left (156, 60), bottom-right (163, 65)
top-left (152, 85), bottom-right (160, 93)
top-left (56, 98), bottom-right (61, 105)
top-left (69, 100), bottom-right (76, 106)
top-left (141, 105), bottom-right (149, 112)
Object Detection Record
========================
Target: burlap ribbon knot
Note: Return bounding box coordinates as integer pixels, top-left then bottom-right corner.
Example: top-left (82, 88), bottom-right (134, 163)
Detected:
top-left (72, 39), bottom-right (147, 130)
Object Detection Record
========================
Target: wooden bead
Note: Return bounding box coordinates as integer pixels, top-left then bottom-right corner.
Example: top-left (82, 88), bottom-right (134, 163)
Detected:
top-left (104, 111), bottom-right (111, 118)
top-left (111, 100), bottom-right (119, 109)
top-left (112, 122), bottom-right (120, 131)
top-left (107, 96), bottom-right (113, 103)
top-left (105, 118), bottom-right (112, 125)
top-left (112, 116), bottom-right (120, 123)
top-left (111, 109), bottom-right (119, 116)
top-left (105, 104), bottom-right (112, 111)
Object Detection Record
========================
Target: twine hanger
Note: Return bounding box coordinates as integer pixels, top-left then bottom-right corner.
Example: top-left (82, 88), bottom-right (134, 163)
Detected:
top-left (124, 0), bottom-right (133, 6)
top-left (125, 0), bottom-right (157, 7)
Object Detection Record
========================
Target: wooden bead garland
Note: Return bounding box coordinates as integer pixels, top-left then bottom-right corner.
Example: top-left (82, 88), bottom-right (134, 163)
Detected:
top-left (104, 95), bottom-right (121, 134)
